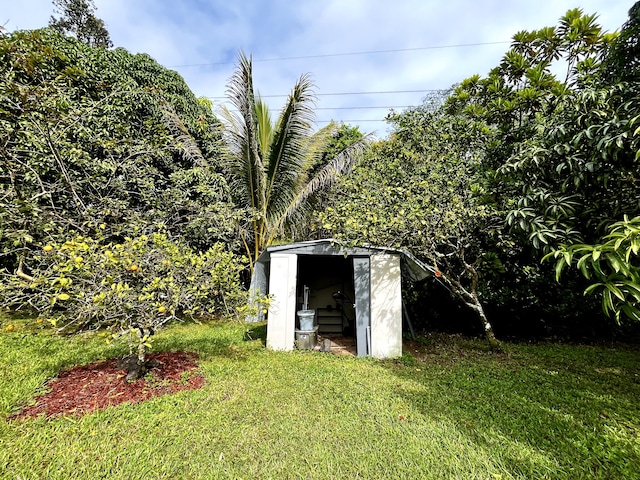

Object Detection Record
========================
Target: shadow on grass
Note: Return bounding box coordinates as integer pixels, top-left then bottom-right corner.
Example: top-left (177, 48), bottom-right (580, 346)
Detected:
top-left (0, 320), bottom-right (269, 419)
top-left (243, 323), bottom-right (267, 344)
top-left (385, 335), bottom-right (640, 479)
top-left (149, 320), bottom-right (267, 362)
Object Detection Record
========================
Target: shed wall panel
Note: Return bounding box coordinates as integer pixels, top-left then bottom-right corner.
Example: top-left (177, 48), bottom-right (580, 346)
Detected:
top-left (370, 254), bottom-right (402, 358)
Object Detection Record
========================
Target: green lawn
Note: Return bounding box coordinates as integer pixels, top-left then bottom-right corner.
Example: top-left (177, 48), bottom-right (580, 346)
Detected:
top-left (1, 318), bottom-right (639, 479)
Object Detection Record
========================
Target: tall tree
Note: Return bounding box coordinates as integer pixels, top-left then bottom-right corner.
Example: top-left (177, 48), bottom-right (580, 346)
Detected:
top-left (319, 106), bottom-right (503, 350)
top-left (0, 29), bottom-right (237, 278)
top-left (0, 29), bottom-right (245, 377)
top-left (221, 52), bottom-right (368, 269)
top-left (544, 3), bottom-right (640, 323)
top-left (444, 9), bottom-right (619, 250)
top-left (49, 0), bottom-right (112, 48)
top-left (441, 9), bottom-right (633, 330)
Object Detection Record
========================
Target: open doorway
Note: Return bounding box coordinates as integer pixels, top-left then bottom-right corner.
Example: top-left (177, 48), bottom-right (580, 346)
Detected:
top-left (296, 255), bottom-right (357, 354)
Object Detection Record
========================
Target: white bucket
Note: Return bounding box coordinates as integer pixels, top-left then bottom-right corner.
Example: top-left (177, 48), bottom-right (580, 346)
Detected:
top-left (297, 309), bottom-right (315, 331)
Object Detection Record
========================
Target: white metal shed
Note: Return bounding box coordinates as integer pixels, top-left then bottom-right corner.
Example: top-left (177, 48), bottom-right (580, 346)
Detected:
top-left (248, 239), bottom-right (433, 358)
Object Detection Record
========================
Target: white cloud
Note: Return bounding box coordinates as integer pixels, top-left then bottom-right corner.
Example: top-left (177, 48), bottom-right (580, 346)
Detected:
top-left (2, 0), bottom-right (632, 136)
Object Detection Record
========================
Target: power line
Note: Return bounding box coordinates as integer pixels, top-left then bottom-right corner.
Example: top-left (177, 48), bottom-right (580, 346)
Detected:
top-left (169, 41), bottom-right (509, 68)
top-left (206, 88), bottom-right (448, 99)
top-left (319, 105), bottom-right (412, 110)
top-left (222, 105), bottom-right (412, 111)
top-left (317, 119), bottom-right (386, 123)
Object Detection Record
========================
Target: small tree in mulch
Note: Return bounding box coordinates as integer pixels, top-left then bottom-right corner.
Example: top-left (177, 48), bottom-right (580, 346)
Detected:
top-left (0, 232), bottom-right (248, 380)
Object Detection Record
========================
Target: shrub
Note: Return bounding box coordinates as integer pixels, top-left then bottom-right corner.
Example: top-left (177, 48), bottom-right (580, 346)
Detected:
top-left (0, 232), bottom-right (247, 377)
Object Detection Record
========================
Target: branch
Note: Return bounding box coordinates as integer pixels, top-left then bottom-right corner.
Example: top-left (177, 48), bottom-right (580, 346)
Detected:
top-left (16, 257), bottom-right (35, 283)
top-left (459, 246), bottom-right (480, 295)
top-left (31, 119), bottom-right (87, 213)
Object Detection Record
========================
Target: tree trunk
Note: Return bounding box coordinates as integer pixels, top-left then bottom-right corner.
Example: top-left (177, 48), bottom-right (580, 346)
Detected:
top-left (118, 328), bottom-right (150, 382)
top-left (471, 296), bottom-right (502, 353)
top-left (137, 337), bottom-right (146, 366)
top-left (439, 265), bottom-right (503, 353)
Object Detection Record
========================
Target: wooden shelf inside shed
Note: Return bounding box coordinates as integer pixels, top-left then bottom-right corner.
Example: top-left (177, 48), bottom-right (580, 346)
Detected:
top-left (316, 307), bottom-right (343, 334)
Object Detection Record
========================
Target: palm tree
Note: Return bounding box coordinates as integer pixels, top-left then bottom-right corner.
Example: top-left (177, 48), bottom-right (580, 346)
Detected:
top-left (221, 51), bottom-right (368, 269)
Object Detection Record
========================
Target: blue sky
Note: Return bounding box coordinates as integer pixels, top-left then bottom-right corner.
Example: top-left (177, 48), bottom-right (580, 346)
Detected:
top-left (3, 0), bottom-right (633, 137)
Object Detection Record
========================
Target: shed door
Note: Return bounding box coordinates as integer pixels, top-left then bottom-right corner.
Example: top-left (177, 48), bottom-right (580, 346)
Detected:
top-left (265, 253), bottom-right (298, 351)
top-left (352, 257), bottom-right (370, 356)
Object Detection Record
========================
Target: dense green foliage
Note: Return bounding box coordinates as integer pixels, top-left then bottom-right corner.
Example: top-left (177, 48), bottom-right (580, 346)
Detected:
top-left (0, 28), bottom-right (239, 263)
top-left (319, 103), bottom-right (503, 347)
top-left (320, 6), bottom-right (640, 335)
top-left (1, 322), bottom-right (639, 479)
top-left (0, 29), bottom-right (244, 358)
top-left (444, 7), bottom-right (639, 325)
top-left (0, 233), bottom-right (247, 373)
top-left (549, 215), bottom-right (640, 322)
top-left (1, 4), bottom-right (639, 351)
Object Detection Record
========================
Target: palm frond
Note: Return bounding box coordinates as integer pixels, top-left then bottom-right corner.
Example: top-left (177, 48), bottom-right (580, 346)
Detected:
top-left (264, 73), bottom-right (316, 224)
top-left (221, 52), bottom-right (371, 262)
top-left (223, 51), bottom-right (264, 212)
top-left (302, 122), bottom-right (340, 169)
top-left (254, 96), bottom-right (274, 158)
top-left (160, 102), bottom-right (208, 167)
top-left (272, 133), bottom-right (372, 236)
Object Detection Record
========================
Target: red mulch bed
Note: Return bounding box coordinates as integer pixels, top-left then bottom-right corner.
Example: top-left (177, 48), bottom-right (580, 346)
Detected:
top-left (9, 351), bottom-right (205, 421)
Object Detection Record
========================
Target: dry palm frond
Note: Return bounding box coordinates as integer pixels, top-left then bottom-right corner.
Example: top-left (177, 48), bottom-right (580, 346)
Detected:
top-left (273, 133), bottom-right (372, 237)
top-left (160, 101), bottom-right (208, 167)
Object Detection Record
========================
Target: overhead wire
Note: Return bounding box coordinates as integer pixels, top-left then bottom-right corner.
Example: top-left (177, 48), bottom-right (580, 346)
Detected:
top-left (216, 103), bottom-right (422, 124)
top-left (221, 105), bottom-right (413, 111)
top-left (205, 89), bottom-right (449, 99)
top-left (316, 119), bottom-right (385, 123)
top-left (168, 41), bottom-right (509, 68)
top-left (177, 41), bottom-right (501, 127)
top-left (213, 93), bottom-right (450, 124)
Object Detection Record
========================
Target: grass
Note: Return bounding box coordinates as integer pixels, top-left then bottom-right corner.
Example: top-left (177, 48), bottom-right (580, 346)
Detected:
top-left (1, 318), bottom-right (639, 479)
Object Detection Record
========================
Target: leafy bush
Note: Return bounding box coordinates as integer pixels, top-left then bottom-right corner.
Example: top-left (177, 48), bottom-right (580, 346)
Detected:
top-left (0, 29), bottom-right (239, 278)
top-left (547, 215), bottom-right (640, 322)
top-left (0, 232), bottom-right (248, 375)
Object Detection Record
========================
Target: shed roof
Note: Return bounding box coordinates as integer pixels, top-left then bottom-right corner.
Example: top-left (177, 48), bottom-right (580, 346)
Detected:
top-left (256, 239), bottom-right (434, 283)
